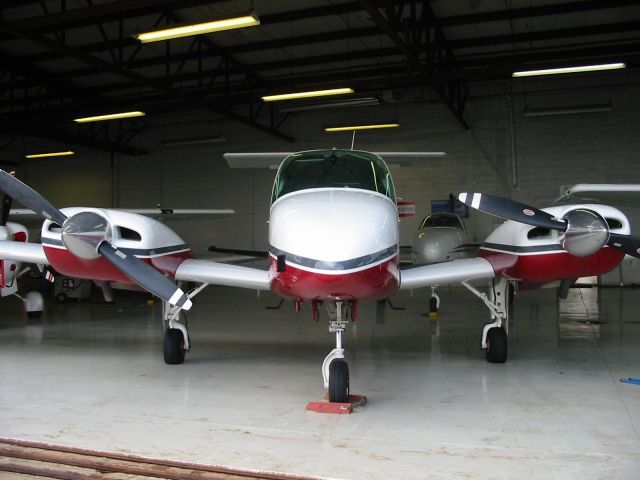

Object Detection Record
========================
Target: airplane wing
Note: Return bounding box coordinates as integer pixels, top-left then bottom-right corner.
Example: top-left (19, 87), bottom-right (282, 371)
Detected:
top-left (555, 183), bottom-right (640, 204)
top-left (399, 257), bottom-right (495, 289)
top-left (0, 240), bottom-right (48, 264)
top-left (374, 152), bottom-right (446, 166)
top-left (174, 259), bottom-right (271, 290)
top-left (224, 153), bottom-right (291, 169)
top-left (224, 152), bottom-right (446, 169)
top-left (9, 206), bottom-right (236, 221)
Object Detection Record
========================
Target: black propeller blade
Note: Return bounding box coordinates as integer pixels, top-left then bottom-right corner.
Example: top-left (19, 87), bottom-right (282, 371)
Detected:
top-left (0, 169), bottom-right (192, 310)
top-left (1, 191), bottom-right (11, 227)
top-left (0, 169), bottom-right (67, 226)
top-left (98, 242), bottom-right (192, 310)
top-left (608, 233), bottom-right (640, 259)
top-left (458, 193), bottom-right (567, 231)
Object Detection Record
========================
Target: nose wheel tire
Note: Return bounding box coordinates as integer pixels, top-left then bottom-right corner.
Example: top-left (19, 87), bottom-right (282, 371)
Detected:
top-left (328, 359), bottom-right (350, 403)
top-left (485, 326), bottom-right (507, 363)
top-left (163, 328), bottom-right (186, 364)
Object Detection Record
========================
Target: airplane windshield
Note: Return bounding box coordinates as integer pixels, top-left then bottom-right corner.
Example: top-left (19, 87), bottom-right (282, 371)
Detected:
top-left (420, 213), bottom-right (464, 230)
top-left (271, 150), bottom-right (395, 203)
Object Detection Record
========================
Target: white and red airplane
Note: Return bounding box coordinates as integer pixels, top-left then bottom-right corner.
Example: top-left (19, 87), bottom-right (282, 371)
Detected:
top-left (0, 150), bottom-right (638, 404)
top-left (0, 183), bottom-right (45, 317)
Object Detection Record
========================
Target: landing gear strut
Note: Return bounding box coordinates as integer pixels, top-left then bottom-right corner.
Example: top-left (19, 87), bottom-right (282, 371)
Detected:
top-left (462, 278), bottom-right (511, 363)
top-left (322, 300), bottom-right (350, 402)
top-left (161, 282), bottom-right (207, 365)
top-left (429, 286), bottom-right (440, 318)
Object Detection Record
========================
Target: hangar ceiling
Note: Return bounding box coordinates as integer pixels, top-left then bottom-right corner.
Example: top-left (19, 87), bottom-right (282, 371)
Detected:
top-left (0, 0), bottom-right (638, 155)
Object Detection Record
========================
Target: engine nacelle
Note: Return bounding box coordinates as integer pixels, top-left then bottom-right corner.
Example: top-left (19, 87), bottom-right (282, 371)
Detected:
top-left (562, 208), bottom-right (609, 257)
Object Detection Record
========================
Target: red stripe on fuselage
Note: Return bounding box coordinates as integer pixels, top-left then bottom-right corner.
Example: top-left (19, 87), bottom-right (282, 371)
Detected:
top-left (269, 256), bottom-right (399, 302)
top-left (43, 246), bottom-right (192, 284)
top-left (478, 247), bottom-right (624, 283)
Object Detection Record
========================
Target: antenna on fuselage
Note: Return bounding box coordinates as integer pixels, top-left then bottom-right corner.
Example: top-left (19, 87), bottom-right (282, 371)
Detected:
top-left (350, 130), bottom-right (356, 150)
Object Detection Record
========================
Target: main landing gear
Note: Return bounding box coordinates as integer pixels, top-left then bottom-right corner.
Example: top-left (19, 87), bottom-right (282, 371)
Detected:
top-left (161, 282), bottom-right (207, 364)
top-left (462, 278), bottom-right (511, 363)
top-left (321, 300), bottom-right (351, 403)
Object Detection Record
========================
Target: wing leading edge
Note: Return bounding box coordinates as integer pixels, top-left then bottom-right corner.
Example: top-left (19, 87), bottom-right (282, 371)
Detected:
top-left (400, 257), bottom-right (495, 289)
top-left (174, 259), bottom-right (271, 290)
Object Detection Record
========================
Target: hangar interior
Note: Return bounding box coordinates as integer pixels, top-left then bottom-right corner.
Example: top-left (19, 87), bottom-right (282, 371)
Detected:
top-left (1, 1), bottom-right (639, 479)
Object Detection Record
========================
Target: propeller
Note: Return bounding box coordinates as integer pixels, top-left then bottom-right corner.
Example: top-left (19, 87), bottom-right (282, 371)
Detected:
top-left (1, 171), bottom-right (15, 227)
top-left (458, 192), bottom-right (640, 259)
top-left (0, 169), bottom-right (192, 310)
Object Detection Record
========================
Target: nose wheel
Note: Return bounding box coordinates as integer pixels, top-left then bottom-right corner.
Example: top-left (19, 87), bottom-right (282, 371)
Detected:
top-left (328, 359), bottom-right (350, 403)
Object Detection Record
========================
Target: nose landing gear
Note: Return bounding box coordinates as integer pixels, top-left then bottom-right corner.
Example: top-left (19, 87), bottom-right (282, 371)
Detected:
top-left (321, 301), bottom-right (350, 403)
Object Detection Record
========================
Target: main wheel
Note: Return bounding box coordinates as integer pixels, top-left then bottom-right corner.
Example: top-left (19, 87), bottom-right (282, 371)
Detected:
top-left (328, 359), bottom-right (350, 403)
top-left (429, 296), bottom-right (438, 315)
top-left (485, 326), bottom-right (507, 363)
top-left (163, 328), bottom-right (186, 364)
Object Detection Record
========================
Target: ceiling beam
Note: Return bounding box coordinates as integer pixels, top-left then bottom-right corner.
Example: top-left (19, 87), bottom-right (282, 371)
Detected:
top-left (358, 0), bottom-right (469, 129)
top-left (0, 117), bottom-right (148, 156)
top-left (0, 19), bottom-right (294, 143)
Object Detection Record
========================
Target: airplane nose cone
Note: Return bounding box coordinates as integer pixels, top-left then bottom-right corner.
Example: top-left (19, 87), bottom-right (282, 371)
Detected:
top-left (269, 189), bottom-right (398, 269)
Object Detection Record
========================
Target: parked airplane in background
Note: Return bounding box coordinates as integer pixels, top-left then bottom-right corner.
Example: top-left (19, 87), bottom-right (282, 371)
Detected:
top-left (412, 211), bottom-right (479, 316)
top-left (0, 153), bottom-right (639, 405)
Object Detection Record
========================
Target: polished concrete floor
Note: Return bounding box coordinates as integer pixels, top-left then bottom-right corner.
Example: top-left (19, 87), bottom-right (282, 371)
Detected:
top-left (1, 284), bottom-right (639, 479)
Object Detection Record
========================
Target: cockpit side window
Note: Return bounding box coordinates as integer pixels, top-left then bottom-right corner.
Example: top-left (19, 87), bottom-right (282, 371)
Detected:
top-left (271, 150), bottom-right (395, 203)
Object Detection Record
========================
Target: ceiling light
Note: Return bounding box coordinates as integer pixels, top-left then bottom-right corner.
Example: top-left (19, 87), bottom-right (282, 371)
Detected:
top-left (262, 88), bottom-right (354, 102)
top-left (73, 111), bottom-right (146, 123)
top-left (512, 62), bottom-right (626, 77)
top-left (25, 150), bottom-right (75, 159)
top-left (523, 103), bottom-right (613, 117)
top-left (134, 14), bottom-right (260, 43)
top-left (325, 123), bottom-right (400, 132)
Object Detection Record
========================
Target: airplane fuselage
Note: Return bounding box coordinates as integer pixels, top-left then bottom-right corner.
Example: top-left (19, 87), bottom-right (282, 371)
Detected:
top-left (268, 188), bottom-right (400, 301)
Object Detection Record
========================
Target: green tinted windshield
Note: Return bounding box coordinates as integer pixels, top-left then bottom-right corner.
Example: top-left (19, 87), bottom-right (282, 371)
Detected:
top-left (271, 150), bottom-right (395, 203)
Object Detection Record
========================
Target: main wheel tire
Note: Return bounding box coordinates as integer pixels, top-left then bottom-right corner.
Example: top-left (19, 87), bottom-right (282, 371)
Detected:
top-left (485, 326), bottom-right (507, 363)
top-left (429, 296), bottom-right (438, 314)
top-left (163, 328), bottom-right (186, 364)
top-left (328, 359), bottom-right (350, 403)
top-left (56, 293), bottom-right (67, 303)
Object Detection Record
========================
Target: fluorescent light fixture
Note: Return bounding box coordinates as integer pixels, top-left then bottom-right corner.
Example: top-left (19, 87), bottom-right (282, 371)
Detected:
top-left (162, 136), bottom-right (226, 146)
top-left (278, 97), bottom-right (380, 113)
top-left (74, 111), bottom-right (146, 123)
top-left (25, 150), bottom-right (75, 159)
top-left (325, 123), bottom-right (400, 132)
top-left (524, 103), bottom-right (613, 117)
top-left (513, 62), bottom-right (626, 77)
top-left (134, 14), bottom-right (260, 43)
top-left (262, 88), bottom-right (354, 102)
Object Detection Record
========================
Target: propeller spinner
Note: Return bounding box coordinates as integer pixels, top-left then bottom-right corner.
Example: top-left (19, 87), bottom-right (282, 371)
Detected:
top-left (458, 192), bottom-right (640, 258)
top-left (0, 169), bottom-right (192, 310)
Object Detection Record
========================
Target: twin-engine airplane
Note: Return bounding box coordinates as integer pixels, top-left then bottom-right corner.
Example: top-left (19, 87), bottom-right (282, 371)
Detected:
top-left (1, 150), bottom-right (639, 404)
top-left (0, 180), bottom-right (44, 317)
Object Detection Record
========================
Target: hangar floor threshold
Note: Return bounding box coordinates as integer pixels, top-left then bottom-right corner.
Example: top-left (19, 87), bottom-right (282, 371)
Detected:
top-left (0, 438), bottom-right (316, 479)
top-left (1, 285), bottom-right (639, 479)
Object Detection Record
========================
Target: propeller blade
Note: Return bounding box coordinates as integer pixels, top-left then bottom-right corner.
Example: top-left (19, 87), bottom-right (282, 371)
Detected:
top-left (607, 233), bottom-right (640, 258)
top-left (97, 242), bottom-right (192, 310)
top-left (0, 169), bottom-right (67, 226)
top-left (1, 193), bottom-right (11, 227)
top-left (458, 192), bottom-right (567, 231)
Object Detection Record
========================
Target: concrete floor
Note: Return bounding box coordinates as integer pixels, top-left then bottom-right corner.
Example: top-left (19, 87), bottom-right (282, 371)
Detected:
top-left (1, 284), bottom-right (639, 479)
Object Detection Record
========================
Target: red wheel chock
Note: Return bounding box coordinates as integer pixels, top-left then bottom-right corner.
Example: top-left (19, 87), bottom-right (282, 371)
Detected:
top-left (306, 394), bottom-right (367, 414)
